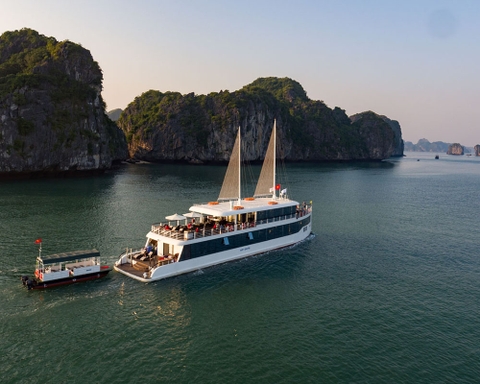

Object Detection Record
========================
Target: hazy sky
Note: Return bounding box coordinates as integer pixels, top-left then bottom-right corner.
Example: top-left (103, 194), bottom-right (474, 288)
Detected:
top-left (2, 0), bottom-right (479, 145)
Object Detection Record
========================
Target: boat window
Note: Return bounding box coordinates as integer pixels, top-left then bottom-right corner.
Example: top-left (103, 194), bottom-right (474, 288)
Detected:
top-left (184, 217), bottom-right (311, 260)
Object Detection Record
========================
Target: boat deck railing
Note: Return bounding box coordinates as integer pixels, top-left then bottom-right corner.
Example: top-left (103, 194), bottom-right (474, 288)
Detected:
top-left (150, 205), bottom-right (312, 242)
top-left (118, 250), bottom-right (179, 275)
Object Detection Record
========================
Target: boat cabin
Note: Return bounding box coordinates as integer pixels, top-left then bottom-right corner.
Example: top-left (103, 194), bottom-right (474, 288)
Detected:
top-left (35, 249), bottom-right (103, 282)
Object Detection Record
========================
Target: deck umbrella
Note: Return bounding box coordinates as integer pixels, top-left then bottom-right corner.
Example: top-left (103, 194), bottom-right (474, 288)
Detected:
top-left (165, 213), bottom-right (186, 225)
top-left (182, 212), bottom-right (203, 218)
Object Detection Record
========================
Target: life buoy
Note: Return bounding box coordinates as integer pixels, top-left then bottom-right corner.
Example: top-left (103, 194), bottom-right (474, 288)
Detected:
top-left (208, 201), bottom-right (219, 205)
top-left (268, 201), bottom-right (278, 205)
top-left (233, 206), bottom-right (244, 210)
top-left (245, 197), bottom-right (255, 201)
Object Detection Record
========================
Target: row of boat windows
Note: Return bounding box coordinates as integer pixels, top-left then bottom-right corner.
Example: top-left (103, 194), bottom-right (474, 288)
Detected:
top-left (256, 205), bottom-right (297, 221)
top-left (180, 216), bottom-right (310, 261)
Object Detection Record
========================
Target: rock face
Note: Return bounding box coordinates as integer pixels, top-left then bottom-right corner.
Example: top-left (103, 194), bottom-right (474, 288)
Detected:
top-left (118, 77), bottom-right (399, 163)
top-left (350, 112), bottom-right (403, 157)
top-left (474, 145), bottom-right (480, 156)
top-left (0, 29), bottom-right (127, 177)
top-left (447, 143), bottom-right (464, 155)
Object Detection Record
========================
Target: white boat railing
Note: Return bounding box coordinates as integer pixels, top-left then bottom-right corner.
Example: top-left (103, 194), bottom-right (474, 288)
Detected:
top-left (149, 205), bottom-right (312, 242)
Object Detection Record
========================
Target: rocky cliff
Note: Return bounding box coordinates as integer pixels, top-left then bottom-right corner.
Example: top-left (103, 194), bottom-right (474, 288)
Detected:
top-left (447, 143), bottom-right (464, 155)
top-left (118, 77), bottom-right (399, 163)
top-left (0, 29), bottom-right (127, 177)
top-left (350, 112), bottom-right (404, 157)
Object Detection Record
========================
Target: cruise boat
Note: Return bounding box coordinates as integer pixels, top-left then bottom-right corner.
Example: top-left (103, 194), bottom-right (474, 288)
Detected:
top-left (114, 120), bottom-right (312, 282)
top-left (21, 240), bottom-right (111, 290)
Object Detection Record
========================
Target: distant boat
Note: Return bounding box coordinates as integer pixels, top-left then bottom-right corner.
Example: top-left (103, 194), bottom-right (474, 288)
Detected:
top-left (435, 155), bottom-right (439, 159)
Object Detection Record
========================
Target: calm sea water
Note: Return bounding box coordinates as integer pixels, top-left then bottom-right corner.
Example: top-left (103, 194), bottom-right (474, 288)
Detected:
top-left (1, 152), bottom-right (479, 383)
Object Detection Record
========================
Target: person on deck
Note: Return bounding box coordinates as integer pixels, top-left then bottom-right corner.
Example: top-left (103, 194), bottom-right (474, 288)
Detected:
top-left (146, 244), bottom-right (153, 256)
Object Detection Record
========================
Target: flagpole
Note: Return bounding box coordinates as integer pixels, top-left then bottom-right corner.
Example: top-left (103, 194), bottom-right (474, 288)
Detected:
top-left (35, 238), bottom-right (42, 259)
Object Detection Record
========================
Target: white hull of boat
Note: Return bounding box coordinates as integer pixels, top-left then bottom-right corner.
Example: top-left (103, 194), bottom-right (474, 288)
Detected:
top-left (114, 218), bottom-right (311, 283)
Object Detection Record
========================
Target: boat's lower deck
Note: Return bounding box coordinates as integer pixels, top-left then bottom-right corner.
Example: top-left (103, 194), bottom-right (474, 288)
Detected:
top-left (115, 252), bottom-right (178, 278)
top-left (114, 262), bottom-right (146, 278)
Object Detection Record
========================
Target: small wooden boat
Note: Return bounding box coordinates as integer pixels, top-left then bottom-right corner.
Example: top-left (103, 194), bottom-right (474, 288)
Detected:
top-left (21, 240), bottom-right (111, 290)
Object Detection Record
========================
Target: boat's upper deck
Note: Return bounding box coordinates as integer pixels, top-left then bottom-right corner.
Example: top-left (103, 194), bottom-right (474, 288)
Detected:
top-left (190, 197), bottom-right (298, 216)
top-left (147, 200), bottom-right (312, 244)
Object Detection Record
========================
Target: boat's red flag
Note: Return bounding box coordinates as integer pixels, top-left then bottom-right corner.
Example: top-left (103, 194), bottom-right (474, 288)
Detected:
top-left (275, 184), bottom-right (281, 190)
top-left (34, 238), bottom-right (42, 244)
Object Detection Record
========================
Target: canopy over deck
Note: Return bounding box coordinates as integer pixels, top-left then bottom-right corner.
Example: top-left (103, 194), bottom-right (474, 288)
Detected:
top-left (38, 249), bottom-right (100, 264)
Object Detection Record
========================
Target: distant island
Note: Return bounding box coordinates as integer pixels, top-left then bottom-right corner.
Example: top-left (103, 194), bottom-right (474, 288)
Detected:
top-left (447, 143), bottom-right (464, 156)
top-left (404, 139), bottom-right (450, 152)
top-left (107, 108), bottom-right (122, 122)
top-left (404, 139), bottom-right (477, 155)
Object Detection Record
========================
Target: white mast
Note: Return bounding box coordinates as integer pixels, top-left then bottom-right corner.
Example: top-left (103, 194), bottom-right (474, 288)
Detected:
top-left (238, 127), bottom-right (241, 205)
top-left (272, 119), bottom-right (276, 199)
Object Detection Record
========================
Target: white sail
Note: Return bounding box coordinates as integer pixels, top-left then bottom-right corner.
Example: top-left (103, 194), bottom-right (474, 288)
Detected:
top-left (218, 128), bottom-right (241, 201)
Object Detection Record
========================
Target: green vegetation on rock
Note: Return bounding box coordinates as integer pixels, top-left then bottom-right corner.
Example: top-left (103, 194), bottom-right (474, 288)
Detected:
top-left (0, 28), bottom-right (128, 176)
top-left (118, 77), bottom-right (399, 162)
top-left (0, 29), bottom-right (101, 101)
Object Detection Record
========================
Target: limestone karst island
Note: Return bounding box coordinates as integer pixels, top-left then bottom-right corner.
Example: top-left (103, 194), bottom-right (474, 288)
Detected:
top-left (0, 28), bottom-right (405, 179)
